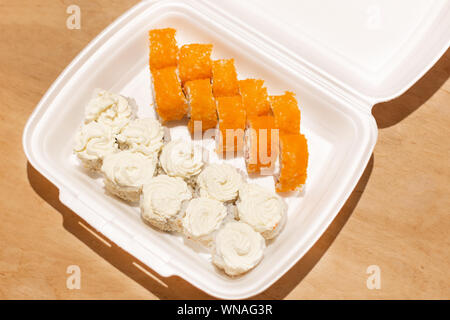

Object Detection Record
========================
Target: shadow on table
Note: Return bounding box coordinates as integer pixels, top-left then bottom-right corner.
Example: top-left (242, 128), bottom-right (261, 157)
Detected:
top-left (27, 155), bottom-right (373, 300)
top-left (372, 49), bottom-right (449, 129)
top-left (252, 155), bottom-right (374, 299)
top-left (26, 162), bottom-right (214, 300)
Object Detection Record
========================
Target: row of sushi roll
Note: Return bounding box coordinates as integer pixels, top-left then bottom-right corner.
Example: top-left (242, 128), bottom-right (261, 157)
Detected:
top-left (73, 88), bottom-right (288, 276)
top-left (149, 28), bottom-right (309, 193)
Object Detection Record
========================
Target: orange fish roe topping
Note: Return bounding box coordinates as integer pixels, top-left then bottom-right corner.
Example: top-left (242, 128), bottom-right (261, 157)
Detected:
top-left (276, 133), bottom-right (308, 193)
top-left (178, 44), bottom-right (213, 84)
top-left (152, 67), bottom-right (188, 123)
top-left (239, 79), bottom-right (271, 120)
top-left (184, 79), bottom-right (217, 133)
top-left (216, 96), bottom-right (246, 154)
top-left (245, 115), bottom-right (279, 174)
top-left (212, 59), bottom-right (239, 97)
top-left (270, 91), bottom-right (301, 134)
top-left (149, 28), bottom-right (179, 71)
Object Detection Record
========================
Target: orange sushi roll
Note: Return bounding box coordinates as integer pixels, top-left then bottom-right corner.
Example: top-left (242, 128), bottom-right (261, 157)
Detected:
top-left (216, 96), bottom-right (246, 154)
top-left (245, 115), bottom-right (278, 174)
top-left (184, 79), bottom-right (217, 133)
top-left (239, 79), bottom-right (271, 121)
top-left (212, 59), bottom-right (239, 97)
top-left (178, 44), bottom-right (213, 84)
top-left (149, 28), bottom-right (179, 71)
top-left (152, 66), bottom-right (188, 123)
top-left (270, 91), bottom-right (300, 134)
top-left (275, 133), bottom-right (308, 193)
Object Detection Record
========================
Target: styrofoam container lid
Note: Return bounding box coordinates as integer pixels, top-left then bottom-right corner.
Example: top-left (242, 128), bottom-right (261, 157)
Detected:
top-left (210, 0), bottom-right (450, 104)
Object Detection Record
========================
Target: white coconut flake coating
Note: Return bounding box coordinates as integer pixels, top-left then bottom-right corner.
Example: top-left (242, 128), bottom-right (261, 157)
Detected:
top-left (84, 89), bottom-right (136, 134)
top-left (101, 151), bottom-right (156, 202)
top-left (73, 121), bottom-right (118, 171)
top-left (182, 198), bottom-right (227, 244)
top-left (212, 221), bottom-right (265, 276)
top-left (159, 139), bottom-right (204, 179)
top-left (236, 183), bottom-right (287, 239)
top-left (140, 175), bottom-right (192, 232)
top-left (116, 118), bottom-right (166, 157)
top-left (197, 163), bottom-right (243, 203)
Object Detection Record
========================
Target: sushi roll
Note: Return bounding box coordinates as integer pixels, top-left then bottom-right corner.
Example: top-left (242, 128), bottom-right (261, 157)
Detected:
top-left (159, 139), bottom-right (204, 184)
top-left (101, 151), bottom-right (157, 202)
top-left (239, 79), bottom-right (271, 121)
top-left (275, 133), bottom-right (309, 193)
top-left (236, 183), bottom-right (287, 239)
top-left (141, 175), bottom-right (192, 232)
top-left (197, 163), bottom-right (243, 203)
top-left (212, 221), bottom-right (265, 276)
top-left (216, 96), bottom-right (246, 154)
top-left (244, 115), bottom-right (279, 174)
top-left (178, 44), bottom-right (213, 84)
top-left (84, 89), bottom-right (137, 134)
top-left (182, 198), bottom-right (228, 245)
top-left (212, 59), bottom-right (239, 97)
top-left (73, 121), bottom-right (118, 171)
top-left (183, 79), bottom-right (218, 134)
top-left (149, 28), bottom-right (179, 71)
top-left (116, 118), bottom-right (168, 158)
top-left (269, 91), bottom-right (300, 134)
top-left (152, 66), bottom-right (188, 123)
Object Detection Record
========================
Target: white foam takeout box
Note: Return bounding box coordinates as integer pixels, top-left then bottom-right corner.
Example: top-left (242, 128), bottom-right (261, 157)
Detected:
top-left (22, 0), bottom-right (450, 299)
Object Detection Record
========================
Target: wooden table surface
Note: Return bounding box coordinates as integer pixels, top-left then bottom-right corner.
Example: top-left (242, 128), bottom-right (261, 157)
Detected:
top-left (1, 0), bottom-right (449, 300)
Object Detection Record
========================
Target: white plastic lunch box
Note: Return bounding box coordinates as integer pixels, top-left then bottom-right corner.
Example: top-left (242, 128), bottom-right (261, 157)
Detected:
top-left (23, 0), bottom-right (450, 299)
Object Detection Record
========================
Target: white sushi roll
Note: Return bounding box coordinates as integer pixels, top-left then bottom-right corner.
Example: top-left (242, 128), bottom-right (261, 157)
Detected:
top-left (84, 89), bottom-right (137, 134)
top-left (197, 163), bottom-right (243, 203)
top-left (73, 121), bottom-right (118, 171)
top-left (212, 221), bottom-right (265, 276)
top-left (182, 198), bottom-right (227, 245)
top-left (141, 175), bottom-right (192, 232)
top-left (101, 151), bottom-right (156, 202)
top-left (236, 183), bottom-right (287, 239)
top-left (116, 118), bottom-right (168, 157)
top-left (159, 139), bottom-right (204, 184)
